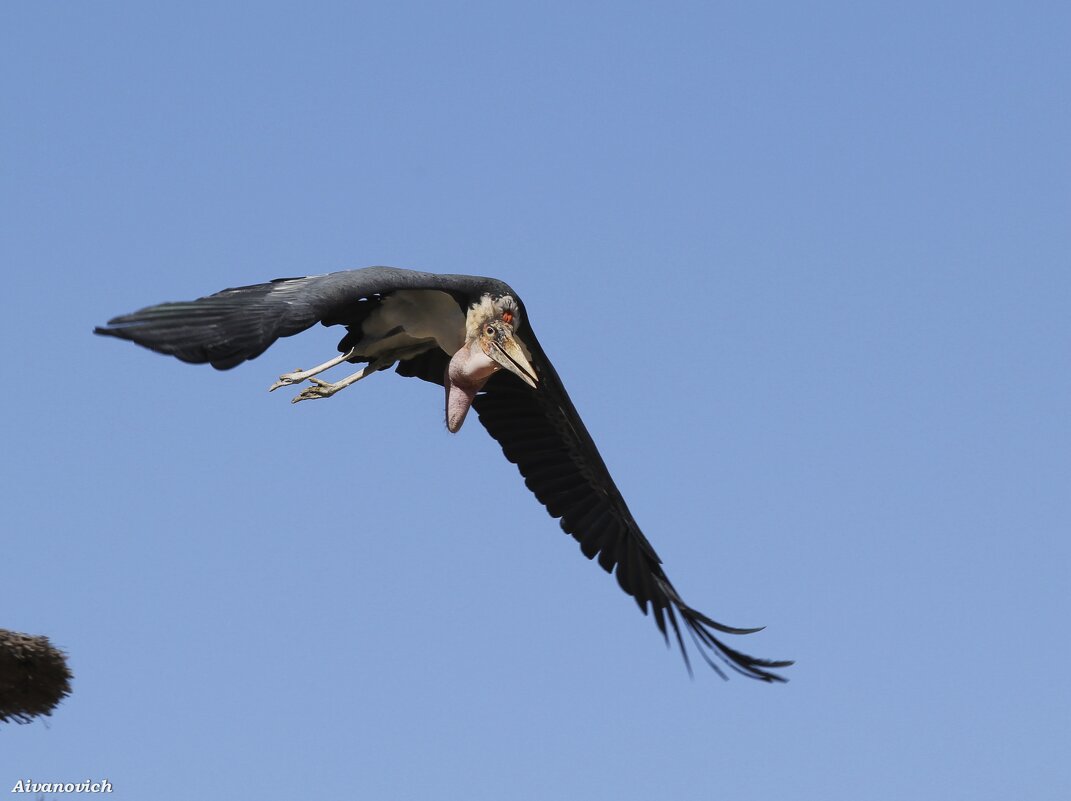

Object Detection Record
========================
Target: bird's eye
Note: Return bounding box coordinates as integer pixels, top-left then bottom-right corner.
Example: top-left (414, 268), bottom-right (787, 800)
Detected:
top-left (485, 326), bottom-right (495, 336)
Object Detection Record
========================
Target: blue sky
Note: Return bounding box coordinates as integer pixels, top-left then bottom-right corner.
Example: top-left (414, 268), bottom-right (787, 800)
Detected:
top-left (3, 2), bottom-right (1069, 799)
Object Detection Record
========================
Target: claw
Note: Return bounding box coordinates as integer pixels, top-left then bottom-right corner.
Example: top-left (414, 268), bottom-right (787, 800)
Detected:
top-left (291, 378), bottom-right (340, 403)
top-left (269, 369), bottom-right (306, 392)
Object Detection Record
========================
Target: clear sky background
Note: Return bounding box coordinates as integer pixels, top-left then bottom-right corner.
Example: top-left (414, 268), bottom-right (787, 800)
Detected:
top-left (3, 2), bottom-right (1068, 799)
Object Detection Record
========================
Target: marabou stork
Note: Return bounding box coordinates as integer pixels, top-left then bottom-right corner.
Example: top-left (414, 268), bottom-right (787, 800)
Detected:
top-left (96, 267), bottom-right (791, 682)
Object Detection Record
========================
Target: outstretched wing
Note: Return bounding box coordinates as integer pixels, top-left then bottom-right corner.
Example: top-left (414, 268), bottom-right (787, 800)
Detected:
top-left (93, 267), bottom-right (509, 369)
top-left (472, 321), bottom-right (792, 682)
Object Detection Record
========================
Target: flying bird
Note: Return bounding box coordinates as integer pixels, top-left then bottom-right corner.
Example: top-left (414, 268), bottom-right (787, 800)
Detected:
top-left (96, 267), bottom-right (791, 682)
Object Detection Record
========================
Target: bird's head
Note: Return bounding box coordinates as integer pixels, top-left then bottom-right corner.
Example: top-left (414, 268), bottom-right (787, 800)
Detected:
top-left (474, 309), bottom-right (538, 390)
top-left (445, 294), bottom-right (538, 432)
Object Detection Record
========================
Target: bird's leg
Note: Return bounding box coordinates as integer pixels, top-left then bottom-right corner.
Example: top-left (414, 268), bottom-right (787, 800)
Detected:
top-left (269, 348), bottom-right (357, 392)
top-left (290, 359), bottom-right (391, 404)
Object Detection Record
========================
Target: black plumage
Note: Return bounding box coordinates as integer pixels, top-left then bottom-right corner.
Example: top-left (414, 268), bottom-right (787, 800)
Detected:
top-left (96, 266), bottom-right (791, 682)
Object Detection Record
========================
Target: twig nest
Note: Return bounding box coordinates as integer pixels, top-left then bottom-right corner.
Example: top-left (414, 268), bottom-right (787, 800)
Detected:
top-left (0, 629), bottom-right (72, 723)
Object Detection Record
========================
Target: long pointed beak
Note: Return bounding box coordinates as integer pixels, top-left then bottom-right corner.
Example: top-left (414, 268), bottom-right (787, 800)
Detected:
top-left (490, 335), bottom-right (538, 388)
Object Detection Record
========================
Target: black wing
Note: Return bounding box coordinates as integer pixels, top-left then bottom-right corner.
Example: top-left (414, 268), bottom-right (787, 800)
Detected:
top-left (472, 321), bottom-right (793, 682)
top-left (94, 267), bottom-right (509, 369)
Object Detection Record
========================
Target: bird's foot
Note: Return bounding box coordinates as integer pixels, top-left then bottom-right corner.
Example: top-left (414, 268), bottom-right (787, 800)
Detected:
top-left (291, 377), bottom-right (342, 403)
top-left (270, 369), bottom-right (311, 392)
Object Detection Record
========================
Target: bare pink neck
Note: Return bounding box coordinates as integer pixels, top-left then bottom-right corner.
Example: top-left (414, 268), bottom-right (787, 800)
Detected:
top-left (444, 340), bottom-right (500, 432)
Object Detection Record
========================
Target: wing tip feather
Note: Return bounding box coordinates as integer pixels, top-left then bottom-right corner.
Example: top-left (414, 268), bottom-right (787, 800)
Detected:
top-left (658, 578), bottom-right (792, 683)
